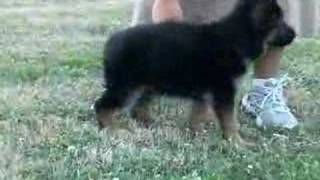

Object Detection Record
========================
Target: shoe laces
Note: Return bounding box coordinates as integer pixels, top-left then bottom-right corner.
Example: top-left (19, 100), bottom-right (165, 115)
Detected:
top-left (251, 74), bottom-right (290, 114)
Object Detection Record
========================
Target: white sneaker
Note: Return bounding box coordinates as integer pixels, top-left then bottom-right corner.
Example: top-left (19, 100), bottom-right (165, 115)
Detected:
top-left (241, 75), bottom-right (298, 129)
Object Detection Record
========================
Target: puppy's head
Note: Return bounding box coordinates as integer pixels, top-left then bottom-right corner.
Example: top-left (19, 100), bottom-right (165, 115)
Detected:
top-left (249, 0), bottom-right (296, 46)
top-left (267, 20), bottom-right (296, 47)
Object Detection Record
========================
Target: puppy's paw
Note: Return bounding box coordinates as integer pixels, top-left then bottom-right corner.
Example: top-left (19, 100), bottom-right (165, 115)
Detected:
top-left (225, 133), bottom-right (256, 147)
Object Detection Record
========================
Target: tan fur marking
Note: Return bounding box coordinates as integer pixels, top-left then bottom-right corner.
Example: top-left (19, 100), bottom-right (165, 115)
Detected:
top-left (189, 101), bottom-right (213, 133)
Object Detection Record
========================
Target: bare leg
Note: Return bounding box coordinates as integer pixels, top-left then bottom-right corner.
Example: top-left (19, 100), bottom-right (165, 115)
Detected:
top-left (152, 0), bottom-right (183, 23)
top-left (254, 47), bottom-right (284, 78)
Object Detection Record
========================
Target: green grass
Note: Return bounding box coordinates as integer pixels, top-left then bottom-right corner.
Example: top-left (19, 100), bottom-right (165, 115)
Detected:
top-left (0, 0), bottom-right (320, 179)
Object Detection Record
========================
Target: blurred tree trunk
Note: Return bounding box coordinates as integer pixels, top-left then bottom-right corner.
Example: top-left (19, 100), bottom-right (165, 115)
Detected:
top-left (285, 0), bottom-right (319, 37)
top-left (299, 0), bottom-right (319, 37)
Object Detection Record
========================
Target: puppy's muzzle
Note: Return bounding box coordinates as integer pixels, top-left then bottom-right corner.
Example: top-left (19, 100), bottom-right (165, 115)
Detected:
top-left (268, 23), bottom-right (296, 47)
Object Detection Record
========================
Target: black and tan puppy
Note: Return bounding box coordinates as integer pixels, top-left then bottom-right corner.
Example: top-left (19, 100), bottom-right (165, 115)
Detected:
top-left (94, 0), bottom-right (295, 144)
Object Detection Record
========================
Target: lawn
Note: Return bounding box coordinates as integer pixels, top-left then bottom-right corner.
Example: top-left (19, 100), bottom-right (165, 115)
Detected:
top-left (0, 0), bottom-right (320, 179)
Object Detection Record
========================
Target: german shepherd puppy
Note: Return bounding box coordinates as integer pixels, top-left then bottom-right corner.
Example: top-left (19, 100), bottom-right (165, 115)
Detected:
top-left (94, 0), bottom-right (295, 144)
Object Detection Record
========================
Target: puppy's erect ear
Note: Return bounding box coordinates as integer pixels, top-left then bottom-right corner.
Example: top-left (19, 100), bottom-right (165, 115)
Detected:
top-left (252, 0), bottom-right (283, 31)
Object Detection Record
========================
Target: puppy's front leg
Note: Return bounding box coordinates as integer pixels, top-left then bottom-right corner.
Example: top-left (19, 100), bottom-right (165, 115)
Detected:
top-left (189, 100), bottom-right (212, 133)
top-left (213, 89), bottom-right (254, 146)
top-left (214, 104), bottom-right (239, 140)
